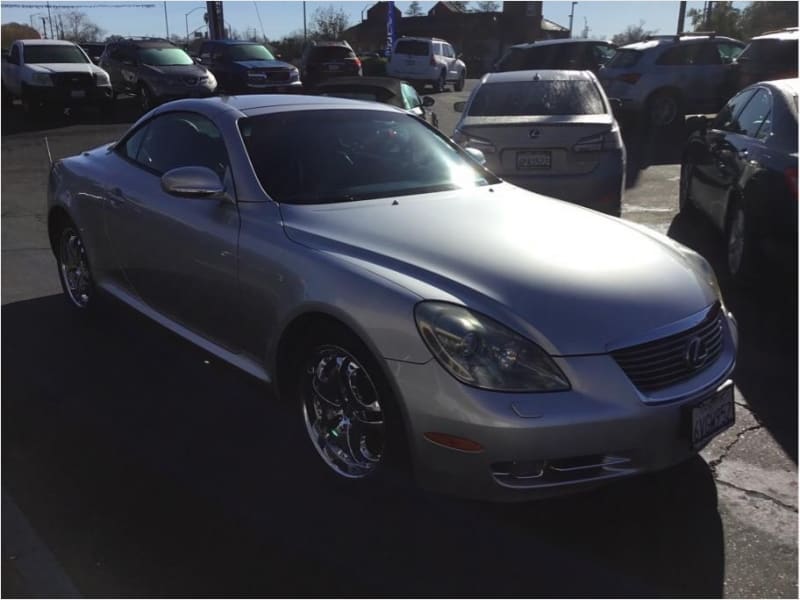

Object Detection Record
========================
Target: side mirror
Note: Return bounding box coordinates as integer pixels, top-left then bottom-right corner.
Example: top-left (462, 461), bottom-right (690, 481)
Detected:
top-left (276, 53), bottom-right (284, 60)
top-left (464, 147), bottom-right (486, 166)
top-left (685, 115), bottom-right (708, 134)
top-left (453, 101), bottom-right (466, 113)
top-left (161, 166), bottom-right (225, 197)
top-left (422, 96), bottom-right (435, 108)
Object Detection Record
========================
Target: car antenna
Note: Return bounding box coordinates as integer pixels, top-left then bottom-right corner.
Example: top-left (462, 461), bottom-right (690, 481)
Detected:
top-left (43, 136), bottom-right (53, 166)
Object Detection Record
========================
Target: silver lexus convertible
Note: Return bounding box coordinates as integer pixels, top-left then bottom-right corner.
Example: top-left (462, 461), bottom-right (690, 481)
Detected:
top-left (48, 95), bottom-right (738, 500)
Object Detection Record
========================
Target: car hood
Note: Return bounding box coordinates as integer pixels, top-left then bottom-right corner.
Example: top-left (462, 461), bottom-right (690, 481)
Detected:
top-left (143, 64), bottom-right (207, 76)
top-left (232, 59), bottom-right (294, 70)
top-left (280, 183), bottom-right (718, 355)
top-left (28, 63), bottom-right (106, 75)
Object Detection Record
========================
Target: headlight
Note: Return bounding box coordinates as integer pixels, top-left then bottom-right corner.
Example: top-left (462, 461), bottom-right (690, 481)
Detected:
top-left (94, 71), bottom-right (110, 86)
top-left (205, 71), bottom-right (216, 86)
top-left (30, 72), bottom-right (53, 86)
top-left (290, 67), bottom-right (300, 81)
top-left (414, 301), bottom-right (570, 392)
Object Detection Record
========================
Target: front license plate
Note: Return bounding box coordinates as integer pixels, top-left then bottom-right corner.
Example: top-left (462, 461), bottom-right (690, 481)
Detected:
top-left (691, 384), bottom-right (735, 449)
top-left (516, 150), bottom-right (551, 170)
top-left (70, 90), bottom-right (86, 98)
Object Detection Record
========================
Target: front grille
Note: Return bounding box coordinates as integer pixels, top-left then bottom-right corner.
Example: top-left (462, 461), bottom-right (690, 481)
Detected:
top-left (51, 72), bottom-right (94, 89)
top-left (251, 68), bottom-right (291, 82)
top-left (612, 304), bottom-right (724, 393)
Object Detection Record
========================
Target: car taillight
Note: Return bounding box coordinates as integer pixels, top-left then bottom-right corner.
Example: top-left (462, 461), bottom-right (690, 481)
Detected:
top-left (617, 72), bottom-right (641, 85)
top-left (573, 127), bottom-right (623, 152)
top-left (785, 167), bottom-right (798, 199)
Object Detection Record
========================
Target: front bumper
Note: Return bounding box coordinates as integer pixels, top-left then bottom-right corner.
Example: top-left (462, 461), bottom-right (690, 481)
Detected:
top-left (388, 309), bottom-right (737, 501)
top-left (236, 79), bottom-right (302, 94)
top-left (24, 83), bottom-right (113, 105)
top-left (150, 82), bottom-right (215, 102)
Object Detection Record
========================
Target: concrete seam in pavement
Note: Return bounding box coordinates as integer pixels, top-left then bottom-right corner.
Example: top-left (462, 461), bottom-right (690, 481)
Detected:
top-left (715, 479), bottom-right (799, 513)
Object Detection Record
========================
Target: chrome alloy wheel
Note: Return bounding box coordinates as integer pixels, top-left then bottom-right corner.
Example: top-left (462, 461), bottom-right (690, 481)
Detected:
top-left (727, 206), bottom-right (746, 276)
top-left (59, 227), bottom-right (92, 308)
top-left (301, 345), bottom-right (385, 479)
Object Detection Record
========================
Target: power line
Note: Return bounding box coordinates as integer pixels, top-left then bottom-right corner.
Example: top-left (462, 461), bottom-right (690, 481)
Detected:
top-left (3, 3), bottom-right (155, 8)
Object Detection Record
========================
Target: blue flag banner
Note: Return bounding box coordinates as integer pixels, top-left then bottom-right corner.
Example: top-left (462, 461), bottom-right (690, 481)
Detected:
top-left (386, 1), bottom-right (396, 56)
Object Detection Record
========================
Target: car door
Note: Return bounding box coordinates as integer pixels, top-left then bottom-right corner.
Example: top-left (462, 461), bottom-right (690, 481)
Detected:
top-left (692, 87), bottom-right (758, 228)
top-left (102, 111), bottom-right (242, 349)
top-left (443, 43), bottom-right (457, 79)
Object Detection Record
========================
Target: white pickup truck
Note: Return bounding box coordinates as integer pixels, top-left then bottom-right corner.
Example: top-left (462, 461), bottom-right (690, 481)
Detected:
top-left (2, 39), bottom-right (113, 113)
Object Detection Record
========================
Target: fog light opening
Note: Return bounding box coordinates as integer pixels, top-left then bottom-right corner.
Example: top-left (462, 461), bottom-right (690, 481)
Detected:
top-left (424, 432), bottom-right (484, 453)
top-left (492, 460), bottom-right (546, 479)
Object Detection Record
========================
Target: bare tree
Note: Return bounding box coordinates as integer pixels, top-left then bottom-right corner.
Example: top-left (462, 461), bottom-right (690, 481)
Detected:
top-left (475, 1), bottom-right (499, 11)
top-left (60, 11), bottom-right (105, 42)
top-left (405, 1), bottom-right (424, 17)
top-left (611, 20), bottom-right (656, 46)
top-left (310, 5), bottom-right (350, 41)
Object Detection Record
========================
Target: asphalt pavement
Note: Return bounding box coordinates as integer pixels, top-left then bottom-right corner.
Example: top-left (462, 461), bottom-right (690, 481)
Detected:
top-left (1, 82), bottom-right (797, 597)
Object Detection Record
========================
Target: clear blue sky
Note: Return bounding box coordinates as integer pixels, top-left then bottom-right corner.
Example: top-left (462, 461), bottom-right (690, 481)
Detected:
top-left (1, 1), bottom-right (751, 42)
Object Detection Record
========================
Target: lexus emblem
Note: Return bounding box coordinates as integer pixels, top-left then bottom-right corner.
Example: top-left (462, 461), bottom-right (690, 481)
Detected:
top-left (529, 129), bottom-right (540, 139)
top-left (685, 336), bottom-right (709, 369)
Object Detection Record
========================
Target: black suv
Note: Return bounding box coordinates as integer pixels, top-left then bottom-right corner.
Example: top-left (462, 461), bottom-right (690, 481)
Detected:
top-left (734, 27), bottom-right (798, 91)
top-left (301, 40), bottom-right (362, 89)
top-left (197, 40), bottom-right (301, 93)
top-left (493, 39), bottom-right (616, 74)
top-left (100, 38), bottom-right (217, 111)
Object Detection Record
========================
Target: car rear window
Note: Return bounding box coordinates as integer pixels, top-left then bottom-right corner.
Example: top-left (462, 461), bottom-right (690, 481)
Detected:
top-left (740, 39), bottom-right (798, 67)
top-left (310, 46), bottom-right (354, 60)
top-left (468, 80), bottom-right (606, 116)
top-left (606, 49), bottom-right (641, 68)
top-left (394, 40), bottom-right (430, 56)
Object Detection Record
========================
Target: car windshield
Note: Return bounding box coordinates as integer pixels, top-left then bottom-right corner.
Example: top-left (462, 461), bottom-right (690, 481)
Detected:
top-left (23, 45), bottom-right (89, 64)
top-left (227, 44), bottom-right (275, 61)
top-left (468, 80), bottom-right (606, 116)
top-left (240, 109), bottom-right (498, 204)
top-left (606, 49), bottom-right (642, 68)
top-left (138, 47), bottom-right (194, 66)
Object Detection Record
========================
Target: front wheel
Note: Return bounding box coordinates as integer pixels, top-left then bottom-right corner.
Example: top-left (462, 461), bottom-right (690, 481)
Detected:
top-left (647, 91), bottom-right (682, 128)
top-left (454, 71), bottom-right (465, 92)
top-left (678, 160), bottom-right (696, 214)
top-left (725, 200), bottom-right (759, 284)
top-left (56, 223), bottom-right (96, 310)
top-left (138, 84), bottom-right (155, 113)
top-left (293, 326), bottom-right (407, 483)
top-left (434, 71), bottom-right (446, 93)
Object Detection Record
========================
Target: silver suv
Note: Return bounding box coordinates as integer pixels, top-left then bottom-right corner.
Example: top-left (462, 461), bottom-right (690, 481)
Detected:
top-left (599, 33), bottom-right (744, 127)
top-left (387, 37), bottom-right (466, 92)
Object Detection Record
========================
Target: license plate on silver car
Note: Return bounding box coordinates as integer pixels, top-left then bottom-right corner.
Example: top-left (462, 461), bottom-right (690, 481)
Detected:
top-left (516, 151), bottom-right (551, 170)
top-left (691, 383), bottom-right (735, 449)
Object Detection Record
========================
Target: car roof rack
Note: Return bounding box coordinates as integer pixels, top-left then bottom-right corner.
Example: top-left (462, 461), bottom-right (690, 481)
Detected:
top-left (645, 31), bottom-right (717, 42)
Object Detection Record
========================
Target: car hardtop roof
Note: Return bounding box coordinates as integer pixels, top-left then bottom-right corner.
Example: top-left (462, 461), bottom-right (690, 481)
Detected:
top-left (482, 69), bottom-right (596, 84)
top-left (396, 37), bottom-right (450, 43)
top-left (510, 38), bottom-right (613, 49)
top-left (752, 27), bottom-right (799, 41)
top-left (205, 39), bottom-right (265, 46)
top-left (620, 34), bottom-right (742, 50)
top-left (114, 38), bottom-right (175, 48)
top-left (16, 39), bottom-right (78, 46)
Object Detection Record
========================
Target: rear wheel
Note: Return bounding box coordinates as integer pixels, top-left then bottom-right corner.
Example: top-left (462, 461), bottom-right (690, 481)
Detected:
top-left (56, 222), bottom-right (96, 310)
top-left (647, 90), bottom-right (682, 128)
top-left (725, 199), bottom-right (759, 284)
top-left (138, 83), bottom-right (155, 113)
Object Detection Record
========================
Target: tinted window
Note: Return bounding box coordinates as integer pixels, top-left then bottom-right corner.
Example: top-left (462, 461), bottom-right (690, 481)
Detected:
top-left (137, 47), bottom-right (193, 66)
top-left (9, 44), bottom-right (19, 64)
top-left (606, 49), bottom-right (641, 68)
top-left (468, 80), bottom-right (606, 116)
top-left (227, 44), bottom-right (275, 61)
top-left (740, 39), bottom-right (798, 68)
top-left (656, 43), bottom-right (716, 66)
top-left (713, 88), bottom-right (756, 130)
top-left (394, 40), bottom-right (430, 56)
top-left (118, 124), bottom-right (149, 162)
top-left (125, 112), bottom-right (229, 176)
top-left (716, 42), bottom-right (742, 64)
top-left (734, 88), bottom-right (772, 138)
top-left (23, 44), bottom-right (89, 64)
top-left (593, 44), bottom-right (616, 65)
top-left (495, 47), bottom-right (527, 71)
top-left (239, 109), bottom-right (497, 204)
top-left (309, 46), bottom-right (354, 60)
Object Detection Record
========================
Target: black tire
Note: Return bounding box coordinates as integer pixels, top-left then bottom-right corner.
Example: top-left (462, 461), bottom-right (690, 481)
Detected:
top-left (138, 83), bottom-right (155, 113)
top-left (435, 70), bottom-right (446, 93)
top-left (54, 220), bottom-right (98, 312)
top-left (2, 83), bottom-right (13, 110)
top-left (290, 322), bottom-right (409, 487)
top-left (725, 198), bottom-right (759, 284)
top-left (454, 70), bottom-right (465, 92)
top-left (646, 90), bottom-right (682, 128)
top-left (678, 160), bottom-right (697, 214)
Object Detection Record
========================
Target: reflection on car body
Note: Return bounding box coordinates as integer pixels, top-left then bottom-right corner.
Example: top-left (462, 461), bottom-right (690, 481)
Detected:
top-left (47, 94), bottom-right (737, 501)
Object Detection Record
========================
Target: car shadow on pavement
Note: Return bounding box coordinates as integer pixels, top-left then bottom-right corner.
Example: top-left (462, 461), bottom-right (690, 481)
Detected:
top-left (3, 294), bottom-right (726, 597)
top-left (668, 212), bottom-right (798, 463)
top-left (1, 98), bottom-right (141, 136)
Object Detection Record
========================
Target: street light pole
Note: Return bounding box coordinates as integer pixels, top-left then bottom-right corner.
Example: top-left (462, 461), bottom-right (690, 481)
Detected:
top-left (185, 5), bottom-right (205, 46)
top-left (568, 2), bottom-right (578, 37)
top-left (164, 1), bottom-right (170, 39)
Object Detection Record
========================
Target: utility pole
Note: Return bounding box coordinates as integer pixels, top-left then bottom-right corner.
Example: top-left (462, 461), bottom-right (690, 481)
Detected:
top-left (41, 16), bottom-right (47, 38)
top-left (46, 1), bottom-right (54, 40)
top-left (303, 0), bottom-right (307, 42)
top-left (164, 1), bottom-right (170, 39)
top-left (677, 0), bottom-right (687, 34)
top-left (568, 2), bottom-right (578, 37)
top-left (705, 1), bottom-right (714, 30)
